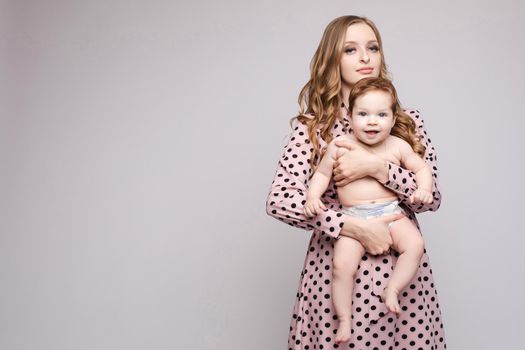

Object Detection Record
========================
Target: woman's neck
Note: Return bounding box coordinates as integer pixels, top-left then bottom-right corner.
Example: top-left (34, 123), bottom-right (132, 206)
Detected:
top-left (341, 84), bottom-right (351, 109)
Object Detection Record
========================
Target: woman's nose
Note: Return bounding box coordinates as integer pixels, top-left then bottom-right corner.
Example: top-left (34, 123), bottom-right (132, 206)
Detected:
top-left (360, 50), bottom-right (370, 64)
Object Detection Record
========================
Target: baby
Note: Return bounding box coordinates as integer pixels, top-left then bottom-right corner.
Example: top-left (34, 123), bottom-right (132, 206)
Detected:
top-left (303, 77), bottom-right (433, 344)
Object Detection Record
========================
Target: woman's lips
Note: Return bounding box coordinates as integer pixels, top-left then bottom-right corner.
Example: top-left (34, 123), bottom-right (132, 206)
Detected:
top-left (357, 68), bottom-right (374, 74)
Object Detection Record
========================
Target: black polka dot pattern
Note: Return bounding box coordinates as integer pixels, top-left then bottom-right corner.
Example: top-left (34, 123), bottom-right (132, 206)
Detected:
top-left (267, 109), bottom-right (446, 349)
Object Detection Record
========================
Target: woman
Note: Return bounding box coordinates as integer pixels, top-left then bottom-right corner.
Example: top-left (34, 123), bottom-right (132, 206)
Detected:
top-left (266, 16), bottom-right (446, 349)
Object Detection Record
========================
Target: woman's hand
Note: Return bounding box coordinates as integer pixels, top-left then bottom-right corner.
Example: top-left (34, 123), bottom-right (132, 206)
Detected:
top-left (340, 213), bottom-right (404, 255)
top-left (333, 139), bottom-right (389, 186)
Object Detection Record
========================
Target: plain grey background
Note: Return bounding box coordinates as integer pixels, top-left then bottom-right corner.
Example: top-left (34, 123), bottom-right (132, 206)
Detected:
top-left (2, 0), bottom-right (524, 349)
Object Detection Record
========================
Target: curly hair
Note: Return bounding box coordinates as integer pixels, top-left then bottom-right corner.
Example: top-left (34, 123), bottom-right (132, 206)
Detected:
top-left (348, 77), bottom-right (425, 157)
top-left (291, 15), bottom-right (390, 168)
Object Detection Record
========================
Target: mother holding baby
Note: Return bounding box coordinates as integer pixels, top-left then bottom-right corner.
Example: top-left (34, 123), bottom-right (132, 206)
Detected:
top-left (266, 15), bottom-right (446, 350)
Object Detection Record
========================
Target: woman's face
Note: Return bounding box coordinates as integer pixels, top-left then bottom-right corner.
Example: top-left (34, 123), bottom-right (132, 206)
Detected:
top-left (340, 23), bottom-right (382, 88)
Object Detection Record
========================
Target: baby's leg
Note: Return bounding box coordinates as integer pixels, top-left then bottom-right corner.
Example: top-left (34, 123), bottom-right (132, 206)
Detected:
top-left (381, 217), bottom-right (425, 315)
top-left (332, 236), bottom-right (365, 344)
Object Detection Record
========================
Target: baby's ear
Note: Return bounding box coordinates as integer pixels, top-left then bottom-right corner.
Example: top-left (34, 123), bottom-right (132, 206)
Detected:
top-left (391, 115), bottom-right (397, 126)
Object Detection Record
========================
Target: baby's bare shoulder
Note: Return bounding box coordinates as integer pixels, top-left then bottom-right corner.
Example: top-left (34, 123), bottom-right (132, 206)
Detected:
top-left (388, 135), bottom-right (411, 149)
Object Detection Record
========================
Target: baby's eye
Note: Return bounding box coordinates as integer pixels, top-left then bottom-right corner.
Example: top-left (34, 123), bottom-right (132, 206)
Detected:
top-left (378, 112), bottom-right (388, 117)
top-left (358, 112), bottom-right (367, 117)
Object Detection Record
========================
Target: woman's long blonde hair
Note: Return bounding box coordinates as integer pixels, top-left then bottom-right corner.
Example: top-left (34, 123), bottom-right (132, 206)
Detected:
top-left (348, 77), bottom-right (425, 157)
top-left (293, 15), bottom-right (389, 167)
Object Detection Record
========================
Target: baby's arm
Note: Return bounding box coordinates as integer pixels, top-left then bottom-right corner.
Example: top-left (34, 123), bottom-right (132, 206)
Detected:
top-left (303, 139), bottom-right (339, 217)
top-left (396, 138), bottom-right (433, 204)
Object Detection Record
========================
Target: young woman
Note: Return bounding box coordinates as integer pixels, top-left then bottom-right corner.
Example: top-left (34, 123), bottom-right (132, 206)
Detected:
top-left (266, 16), bottom-right (446, 349)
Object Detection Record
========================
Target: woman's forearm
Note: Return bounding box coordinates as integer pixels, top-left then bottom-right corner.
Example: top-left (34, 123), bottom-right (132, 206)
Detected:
top-left (266, 119), bottom-right (347, 239)
top-left (339, 215), bottom-right (365, 241)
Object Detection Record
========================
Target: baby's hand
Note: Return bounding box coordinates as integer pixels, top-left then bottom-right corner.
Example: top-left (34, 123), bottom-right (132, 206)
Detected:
top-left (410, 189), bottom-right (433, 204)
top-left (303, 198), bottom-right (327, 217)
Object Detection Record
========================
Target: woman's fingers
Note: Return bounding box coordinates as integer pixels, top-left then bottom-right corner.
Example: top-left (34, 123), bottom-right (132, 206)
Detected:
top-left (333, 160), bottom-right (356, 184)
top-left (335, 179), bottom-right (351, 187)
top-left (355, 216), bottom-right (394, 255)
top-left (333, 172), bottom-right (346, 182)
top-left (334, 139), bottom-right (356, 150)
top-left (379, 213), bottom-right (404, 224)
top-left (368, 243), bottom-right (387, 255)
top-left (333, 171), bottom-right (345, 183)
top-left (333, 144), bottom-right (379, 186)
top-left (369, 243), bottom-right (390, 256)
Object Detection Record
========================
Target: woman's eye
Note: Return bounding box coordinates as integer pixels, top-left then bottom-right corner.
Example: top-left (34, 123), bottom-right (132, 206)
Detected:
top-left (369, 45), bottom-right (379, 52)
top-left (344, 47), bottom-right (356, 54)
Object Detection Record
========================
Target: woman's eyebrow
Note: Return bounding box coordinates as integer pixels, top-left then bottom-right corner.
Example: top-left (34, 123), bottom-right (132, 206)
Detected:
top-left (344, 40), bottom-right (379, 45)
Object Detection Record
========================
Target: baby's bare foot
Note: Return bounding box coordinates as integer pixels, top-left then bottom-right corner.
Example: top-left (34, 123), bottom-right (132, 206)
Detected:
top-left (335, 319), bottom-right (352, 344)
top-left (381, 287), bottom-right (401, 315)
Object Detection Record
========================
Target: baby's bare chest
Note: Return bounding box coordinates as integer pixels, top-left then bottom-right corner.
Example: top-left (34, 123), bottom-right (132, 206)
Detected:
top-left (373, 147), bottom-right (402, 166)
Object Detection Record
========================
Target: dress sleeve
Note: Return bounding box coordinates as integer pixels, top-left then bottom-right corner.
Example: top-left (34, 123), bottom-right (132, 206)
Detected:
top-left (383, 110), bottom-right (442, 213)
top-left (265, 120), bottom-right (346, 238)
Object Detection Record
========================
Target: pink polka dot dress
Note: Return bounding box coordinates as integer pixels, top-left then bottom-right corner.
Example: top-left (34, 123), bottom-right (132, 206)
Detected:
top-left (266, 109), bottom-right (446, 350)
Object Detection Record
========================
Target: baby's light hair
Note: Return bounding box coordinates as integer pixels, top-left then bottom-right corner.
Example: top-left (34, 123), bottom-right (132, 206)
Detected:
top-left (348, 77), bottom-right (425, 157)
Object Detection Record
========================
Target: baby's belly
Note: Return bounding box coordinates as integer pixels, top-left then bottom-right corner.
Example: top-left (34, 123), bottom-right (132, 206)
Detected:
top-left (337, 177), bottom-right (397, 207)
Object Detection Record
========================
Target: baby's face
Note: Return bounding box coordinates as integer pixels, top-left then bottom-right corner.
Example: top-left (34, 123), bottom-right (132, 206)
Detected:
top-left (350, 90), bottom-right (395, 147)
